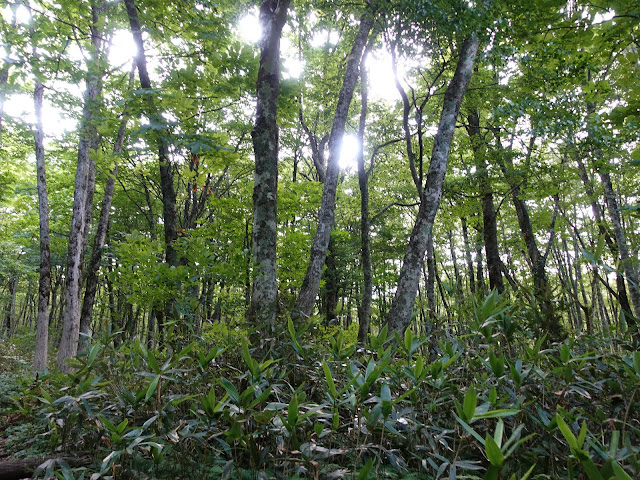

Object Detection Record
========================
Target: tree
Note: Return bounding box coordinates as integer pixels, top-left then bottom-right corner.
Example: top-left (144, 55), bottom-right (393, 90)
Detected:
top-left (293, 12), bottom-right (374, 322)
top-left (57, 2), bottom-right (107, 371)
top-left (387, 35), bottom-right (479, 333)
top-left (248, 0), bottom-right (291, 330)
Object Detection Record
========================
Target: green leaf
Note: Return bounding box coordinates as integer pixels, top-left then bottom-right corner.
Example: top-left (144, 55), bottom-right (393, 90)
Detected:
top-left (147, 350), bottom-right (160, 374)
top-left (577, 420), bottom-right (588, 449)
top-left (357, 458), bottom-right (375, 480)
top-left (454, 414), bottom-right (485, 445)
top-left (323, 361), bottom-right (338, 399)
top-left (463, 387), bottom-right (477, 422)
top-left (485, 434), bottom-right (505, 467)
top-left (493, 419), bottom-right (504, 448)
top-left (87, 344), bottom-right (100, 366)
top-left (474, 409), bottom-right (520, 420)
top-left (555, 413), bottom-right (578, 449)
top-left (220, 378), bottom-right (239, 404)
top-left (611, 460), bottom-right (633, 480)
top-left (287, 393), bottom-right (299, 430)
top-left (145, 375), bottom-right (160, 402)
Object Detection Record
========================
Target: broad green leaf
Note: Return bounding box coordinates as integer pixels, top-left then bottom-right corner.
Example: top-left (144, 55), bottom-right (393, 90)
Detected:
top-left (555, 414), bottom-right (578, 450)
top-left (145, 375), bottom-right (160, 402)
top-left (485, 434), bottom-right (505, 467)
top-left (463, 387), bottom-right (477, 422)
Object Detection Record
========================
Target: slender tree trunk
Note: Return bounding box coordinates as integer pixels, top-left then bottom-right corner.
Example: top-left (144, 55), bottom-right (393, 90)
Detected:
top-left (356, 46), bottom-right (373, 344)
top-left (293, 14), bottom-right (374, 322)
top-left (461, 217), bottom-right (476, 294)
top-left (599, 169), bottom-right (640, 321)
top-left (425, 234), bottom-right (436, 319)
top-left (323, 236), bottom-right (339, 324)
top-left (466, 109), bottom-right (503, 293)
top-left (79, 89), bottom-right (131, 350)
top-left (448, 230), bottom-right (462, 295)
top-left (57, 4), bottom-right (105, 371)
top-left (574, 154), bottom-right (632, 320)
top-left (495, 137), bottom-right (563, 340)
top-left (248, 0), bottom-right (290, 328)
top-left (5, 278), bottom-right (18, 336)
top-left (386, 36), bottom-right (479, 333)
top-left (33, 79), bottom-right (51, 371)
top-left (476, 226), bottom-right (485, 293)
top-left (124, 0), bottom-right (179, 331)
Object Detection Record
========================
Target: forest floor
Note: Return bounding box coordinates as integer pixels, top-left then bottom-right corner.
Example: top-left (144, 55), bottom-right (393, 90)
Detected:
top-left (0, 318), bottom-right (639, 480)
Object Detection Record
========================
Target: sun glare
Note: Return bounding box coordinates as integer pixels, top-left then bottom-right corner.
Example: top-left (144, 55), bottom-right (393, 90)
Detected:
top-left (238, 11), bottom-right (261, 44)
top-left (367, 49), bottom-right (400, 104)
top-left (339, 134), bottom-right (360, 170)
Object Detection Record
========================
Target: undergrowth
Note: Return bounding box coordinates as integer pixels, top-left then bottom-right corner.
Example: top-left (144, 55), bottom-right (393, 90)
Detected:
top-left (1, 292), bottom-right (639, 479)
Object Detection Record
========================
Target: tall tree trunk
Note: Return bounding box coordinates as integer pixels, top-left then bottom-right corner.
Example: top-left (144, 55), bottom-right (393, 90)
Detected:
top-left (323, 236), bottom-right (340, 324)
top-left (475, 226), bottom-right (485, 294)
top-left (425, 234), bottom-right (436, 319)
top-left (293, 14), bottom-right (374, 322)
top-left (466, 109), bottom-right (503, 293)
top-left (574, 153), bottom-right (632, 321)
top-left (33, 79), bottom-right (51, 371)
top-left (79, 85), bottom-right (132, 350)
top-left (386, 36), bottom-right (479, 333)
top-left (248, 0), bottom-right (290, 328)
top-left (356, 46), bottom-right (372, 344)
top-left (495, 136), bottom-right (564, 340)
top-left (124, 0), bottom-right (179, 328)
top-left (461, 217), bottom-right (476, 294)
top-left (599, 169), bottom-right (640, 321)
top-left (57, 4), bottom-right (105, 371)
top-left (448, 230), bottom-right (462, 295)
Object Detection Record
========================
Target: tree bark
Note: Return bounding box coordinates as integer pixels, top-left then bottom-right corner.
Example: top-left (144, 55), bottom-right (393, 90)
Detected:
top-left (386, 36), bottom-right (479, 333)
top-left (293, 14), bottom-right (374, 322)
top-left (356, 46), bottom-right (372, 344)
top-left (461, 217), bottom-right (476, 294)
top-left (495, 136), bottom-right (563, 340)
top-left (599, 169), bottom-right (640, 321)
top-left (248, 0), bottom-right (290, 328)
top-left (33, 78), bottom-right (51, 372)
top-left (79, 86), bottom-right (132, 351)
top-left (425, 233), bottom-right (436, 319)
top-left (466, 109), bottom-right (503, 293)
top-left (574, 153), bottom-right (632, 321)
top-left (57, 4), bottom-right (105, 371)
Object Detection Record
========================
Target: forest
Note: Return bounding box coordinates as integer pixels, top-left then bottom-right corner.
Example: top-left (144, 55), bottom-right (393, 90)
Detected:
top-left (0, 0), bottom-right (639, 478)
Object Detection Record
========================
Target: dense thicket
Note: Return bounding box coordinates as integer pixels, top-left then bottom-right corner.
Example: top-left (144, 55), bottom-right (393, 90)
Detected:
top-left (0, 0), bottom-right (639, 478)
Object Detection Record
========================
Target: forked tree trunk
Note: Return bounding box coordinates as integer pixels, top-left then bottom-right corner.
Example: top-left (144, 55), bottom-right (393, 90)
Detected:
top-left (33, 79), bottom-right (51, 372)
top-left (293, 14), bottom-right (374, 322)
top-left (386, 36), bottom-right (479, 333)
top-left (248, 0), bottom-right (290, 327)
top-left (57, 4), bottom-right (106, 371)
top-left (79, 82), bottom-right (132, 350)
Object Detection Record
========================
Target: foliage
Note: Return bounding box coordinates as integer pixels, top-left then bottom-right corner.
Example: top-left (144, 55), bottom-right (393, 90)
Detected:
top-left (1, 294), bottom-right (638, 479)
